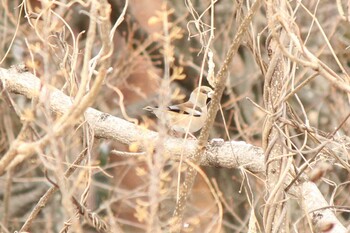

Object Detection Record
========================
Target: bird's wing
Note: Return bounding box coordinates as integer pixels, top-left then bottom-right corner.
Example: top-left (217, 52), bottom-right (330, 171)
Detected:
top-left (168, 102), bottom-right (202, 117)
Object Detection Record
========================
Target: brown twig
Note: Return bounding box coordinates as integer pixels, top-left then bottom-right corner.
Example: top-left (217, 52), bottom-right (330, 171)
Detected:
top-left (171, 1), bottom-right (261, 231)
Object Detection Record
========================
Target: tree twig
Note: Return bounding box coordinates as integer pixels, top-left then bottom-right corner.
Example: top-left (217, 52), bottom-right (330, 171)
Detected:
top-left (171, 1), bottom-right (262, 231)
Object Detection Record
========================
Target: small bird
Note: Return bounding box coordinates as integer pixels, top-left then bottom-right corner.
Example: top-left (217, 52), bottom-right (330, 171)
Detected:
top-left (144, 86), bottom-right (213, 134)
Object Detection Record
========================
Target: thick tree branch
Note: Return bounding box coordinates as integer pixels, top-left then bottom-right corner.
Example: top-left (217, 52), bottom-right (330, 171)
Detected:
top-left (0, 67), bottom-right (264, 173)
top-left (0, 67), bottom-right (346, 232)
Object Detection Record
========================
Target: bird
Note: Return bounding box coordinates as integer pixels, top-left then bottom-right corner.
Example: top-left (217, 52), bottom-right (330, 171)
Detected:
top-left (144, 86), bottom-right (213, 134)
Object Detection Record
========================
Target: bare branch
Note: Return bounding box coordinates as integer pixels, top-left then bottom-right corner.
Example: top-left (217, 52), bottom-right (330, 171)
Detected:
top-left (0, 43), bottom-right (346, 233)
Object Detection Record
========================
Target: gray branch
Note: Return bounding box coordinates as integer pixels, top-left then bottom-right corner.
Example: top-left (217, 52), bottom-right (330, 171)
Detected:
top-left (0, 67), bottom-right (346, 232)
